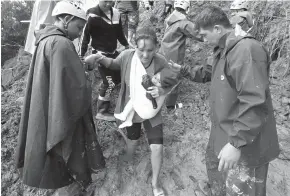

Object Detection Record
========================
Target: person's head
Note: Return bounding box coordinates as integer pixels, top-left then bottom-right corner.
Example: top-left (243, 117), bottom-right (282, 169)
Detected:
top-left (135, 27), bottom-right (158, 66)
top-left (230, 0), bottom-right (249, 13)
top-left (99, 0), bottom-right (114, 12)
top-left (52, 1), bottom-right (87, 40)
top-left (195, 6), bottom-right (232, 46)
top-left (174, 0), bottom-right (190, 14)
top-left (151, 72), bottom-right (162, 87)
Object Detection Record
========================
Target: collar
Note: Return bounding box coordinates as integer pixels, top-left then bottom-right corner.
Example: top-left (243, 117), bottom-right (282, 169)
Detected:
top-left (217, 32), bottom-right (230, 49)
top-left (97, 5), bottom-right (113, 21)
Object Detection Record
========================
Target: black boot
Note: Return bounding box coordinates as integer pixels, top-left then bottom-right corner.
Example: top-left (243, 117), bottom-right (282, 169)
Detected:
top-left (95, 100), bottom-right (115, 121)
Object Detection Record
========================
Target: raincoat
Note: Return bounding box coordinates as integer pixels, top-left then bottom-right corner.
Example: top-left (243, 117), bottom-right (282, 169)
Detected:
top-left (160, 10), bottom-right (202, 65)
top-left (181, 32), bottom-right (279, 167)
top-left (15, 25), bottom-right (105, 189)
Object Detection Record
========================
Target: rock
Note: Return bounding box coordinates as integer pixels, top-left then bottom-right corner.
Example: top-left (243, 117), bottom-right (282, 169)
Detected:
top-left (191, 44), bottom-right (202, 52)
top-left (1, 68), bottom-right (14, 87)
top-left (16, 97), bottom-right (24, 104)
top-left (272, 99), bottom-right (282, 111)
top-left (282, 90), bottom-right (290, 98)
top-left (281, 97), bottom-right (290, 105)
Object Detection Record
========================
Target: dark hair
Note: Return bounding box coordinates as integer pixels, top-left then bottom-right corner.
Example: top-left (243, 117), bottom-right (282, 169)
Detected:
top-left (135, 27), bottom-right (158, 45)
top-left (195, 6), bottom-right (232, 30)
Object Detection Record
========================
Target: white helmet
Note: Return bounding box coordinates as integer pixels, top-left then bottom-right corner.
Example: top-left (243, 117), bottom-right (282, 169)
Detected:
top-left (52, 0), bottom-right (87, 21)
top-left (230, 0), bottom-right (250, 10)
top-left (174, 0), bottom-right (190, 10)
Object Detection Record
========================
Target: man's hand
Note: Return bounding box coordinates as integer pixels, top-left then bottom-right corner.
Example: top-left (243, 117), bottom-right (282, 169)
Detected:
top-left (147, 86), bottom-right (165, 98)
top-left (168, 60), bottom-right (182, 72)
top-left (218, 143), bottom-right (241, 171)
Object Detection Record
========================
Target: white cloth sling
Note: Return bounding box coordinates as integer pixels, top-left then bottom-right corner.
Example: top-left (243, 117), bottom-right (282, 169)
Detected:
top-left (129, 52), bottom-right (167, 119)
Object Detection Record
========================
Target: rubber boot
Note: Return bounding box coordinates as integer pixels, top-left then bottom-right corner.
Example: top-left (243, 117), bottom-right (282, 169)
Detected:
top-left (95, 100), bottom-right (115, 121)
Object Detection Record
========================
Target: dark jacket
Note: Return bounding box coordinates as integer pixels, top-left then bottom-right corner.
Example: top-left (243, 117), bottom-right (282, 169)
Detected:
top-left (160, 10), bottom-right (202, 64)
top-left (81, 5), bottom-right (128, 56)
top-left (15, 26), bottom-right (105, 189)
top-left (182, 32), bottom-right (279, 167)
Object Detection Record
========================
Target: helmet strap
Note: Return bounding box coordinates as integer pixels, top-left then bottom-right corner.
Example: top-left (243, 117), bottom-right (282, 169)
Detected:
top-left (58, 15), bottom-right (75, 40)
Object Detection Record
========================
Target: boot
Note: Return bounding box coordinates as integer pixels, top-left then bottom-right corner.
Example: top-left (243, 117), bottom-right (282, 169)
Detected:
top-left (95, 100), bottom-right (115, 122)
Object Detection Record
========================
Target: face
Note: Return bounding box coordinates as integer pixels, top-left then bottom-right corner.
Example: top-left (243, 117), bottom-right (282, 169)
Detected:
top-left (99, 0), bottom-right (114, 12)
top-left (66, 17), bottom-right (86, 40)
top-left (199, 26), bottom-right (222, 46)
top-left (136, 39), bottom-right (157, 66)
top-left (151, 73), bottom-right (161, 87)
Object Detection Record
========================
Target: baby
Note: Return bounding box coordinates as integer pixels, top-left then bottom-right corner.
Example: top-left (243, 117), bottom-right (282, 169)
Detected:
top-left (230, 0), bottom-right (254, 36)
top-left (115, 68), bottom-right (178, 128)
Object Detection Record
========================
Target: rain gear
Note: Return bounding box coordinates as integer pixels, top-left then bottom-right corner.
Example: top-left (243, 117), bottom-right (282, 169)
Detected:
top-left (159, 10), bottom-right (202, 107)
top-left (160, 10), bottom-right (202, 64)
top-left (181, 31), bottom-right (279, 167)
top-left (15, 25), bottom-right (105, 189)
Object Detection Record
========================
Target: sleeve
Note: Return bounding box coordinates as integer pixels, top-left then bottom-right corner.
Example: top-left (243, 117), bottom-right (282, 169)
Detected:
top-left (182, 21), bottom-right (204, 42)
top-left (102, 49), bottom-right (127, 70)
top-left (159, 57), bottom-right (179, 94)
top-left (181, 64), bottom-right (212, 83)
top-left (117, 17), bottom-right (129, 47)
top-left (228, 41), bottom-right (270, 148)
top-left (47, 39), bottom-right (92, 151)
top-left (80, 19), bottom-right (91, 57)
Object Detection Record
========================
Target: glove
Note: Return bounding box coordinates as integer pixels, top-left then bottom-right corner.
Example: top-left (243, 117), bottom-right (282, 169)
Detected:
top-left (163, 4), bottom-right (172, 17)
top-left (141, 74), bottom-right (157, 109)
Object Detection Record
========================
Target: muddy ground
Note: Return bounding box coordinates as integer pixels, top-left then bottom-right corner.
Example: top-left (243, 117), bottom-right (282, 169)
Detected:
top-left (1, 1), bottom-right (290, 196)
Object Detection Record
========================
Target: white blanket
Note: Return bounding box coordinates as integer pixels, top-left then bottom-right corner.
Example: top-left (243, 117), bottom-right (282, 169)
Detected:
top-left (129, 53), bottom-right (166, 119)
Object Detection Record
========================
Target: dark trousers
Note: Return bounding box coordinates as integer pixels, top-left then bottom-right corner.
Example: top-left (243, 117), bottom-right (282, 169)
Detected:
top-left (165, 82), bottom-right (180, 107)
top-left (206, 144), bottom-right (269, 196)
top-left (93, 50), bottom-right (121, 113)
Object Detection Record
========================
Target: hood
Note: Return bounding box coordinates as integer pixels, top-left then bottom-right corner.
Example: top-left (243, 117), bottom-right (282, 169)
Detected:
top-left (34, 25), bottom-right (67, 46)
top-left (221, 31), bottom-right (255, 55)
top-left (165, 10), bottom-right (187, 26)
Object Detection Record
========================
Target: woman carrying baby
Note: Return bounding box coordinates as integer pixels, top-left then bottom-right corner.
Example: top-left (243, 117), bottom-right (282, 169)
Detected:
top-left (85, 27), bottom-right (178, 196)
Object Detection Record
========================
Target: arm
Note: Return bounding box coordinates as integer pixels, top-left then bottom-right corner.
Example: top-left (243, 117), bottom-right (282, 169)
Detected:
top-left (169, 60), bottom-right (212, 83)
top-left (85, 50), bottom-right (128, 70)
top-left (182, 21), bottom-right (204, 42)
top-left (228, 41), bottom-right (270, 148)
top-left (117, 17), bottom-right (129, 47)
top-left (80, 20), bottom-right (91, 57)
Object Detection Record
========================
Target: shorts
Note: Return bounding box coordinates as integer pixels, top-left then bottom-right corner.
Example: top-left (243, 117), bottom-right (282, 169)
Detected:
top-left (126, 121), bottom-right (163, 145)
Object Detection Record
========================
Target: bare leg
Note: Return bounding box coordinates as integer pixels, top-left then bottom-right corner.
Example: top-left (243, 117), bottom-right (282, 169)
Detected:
top-left (114, 99), bottom-right (133, 121)
top-left (150, 144), bottom-right (163, 191)
top-left (119, 110), bottom-right (135, 129)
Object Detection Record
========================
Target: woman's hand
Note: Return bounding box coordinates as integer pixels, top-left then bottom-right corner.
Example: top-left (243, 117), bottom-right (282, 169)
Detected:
top-left (168, 60), bottom-right (182, 72)
top-left (84, 53), bottom-right (105, 67)
top-left (147, 86), bottom-right (165, 98)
